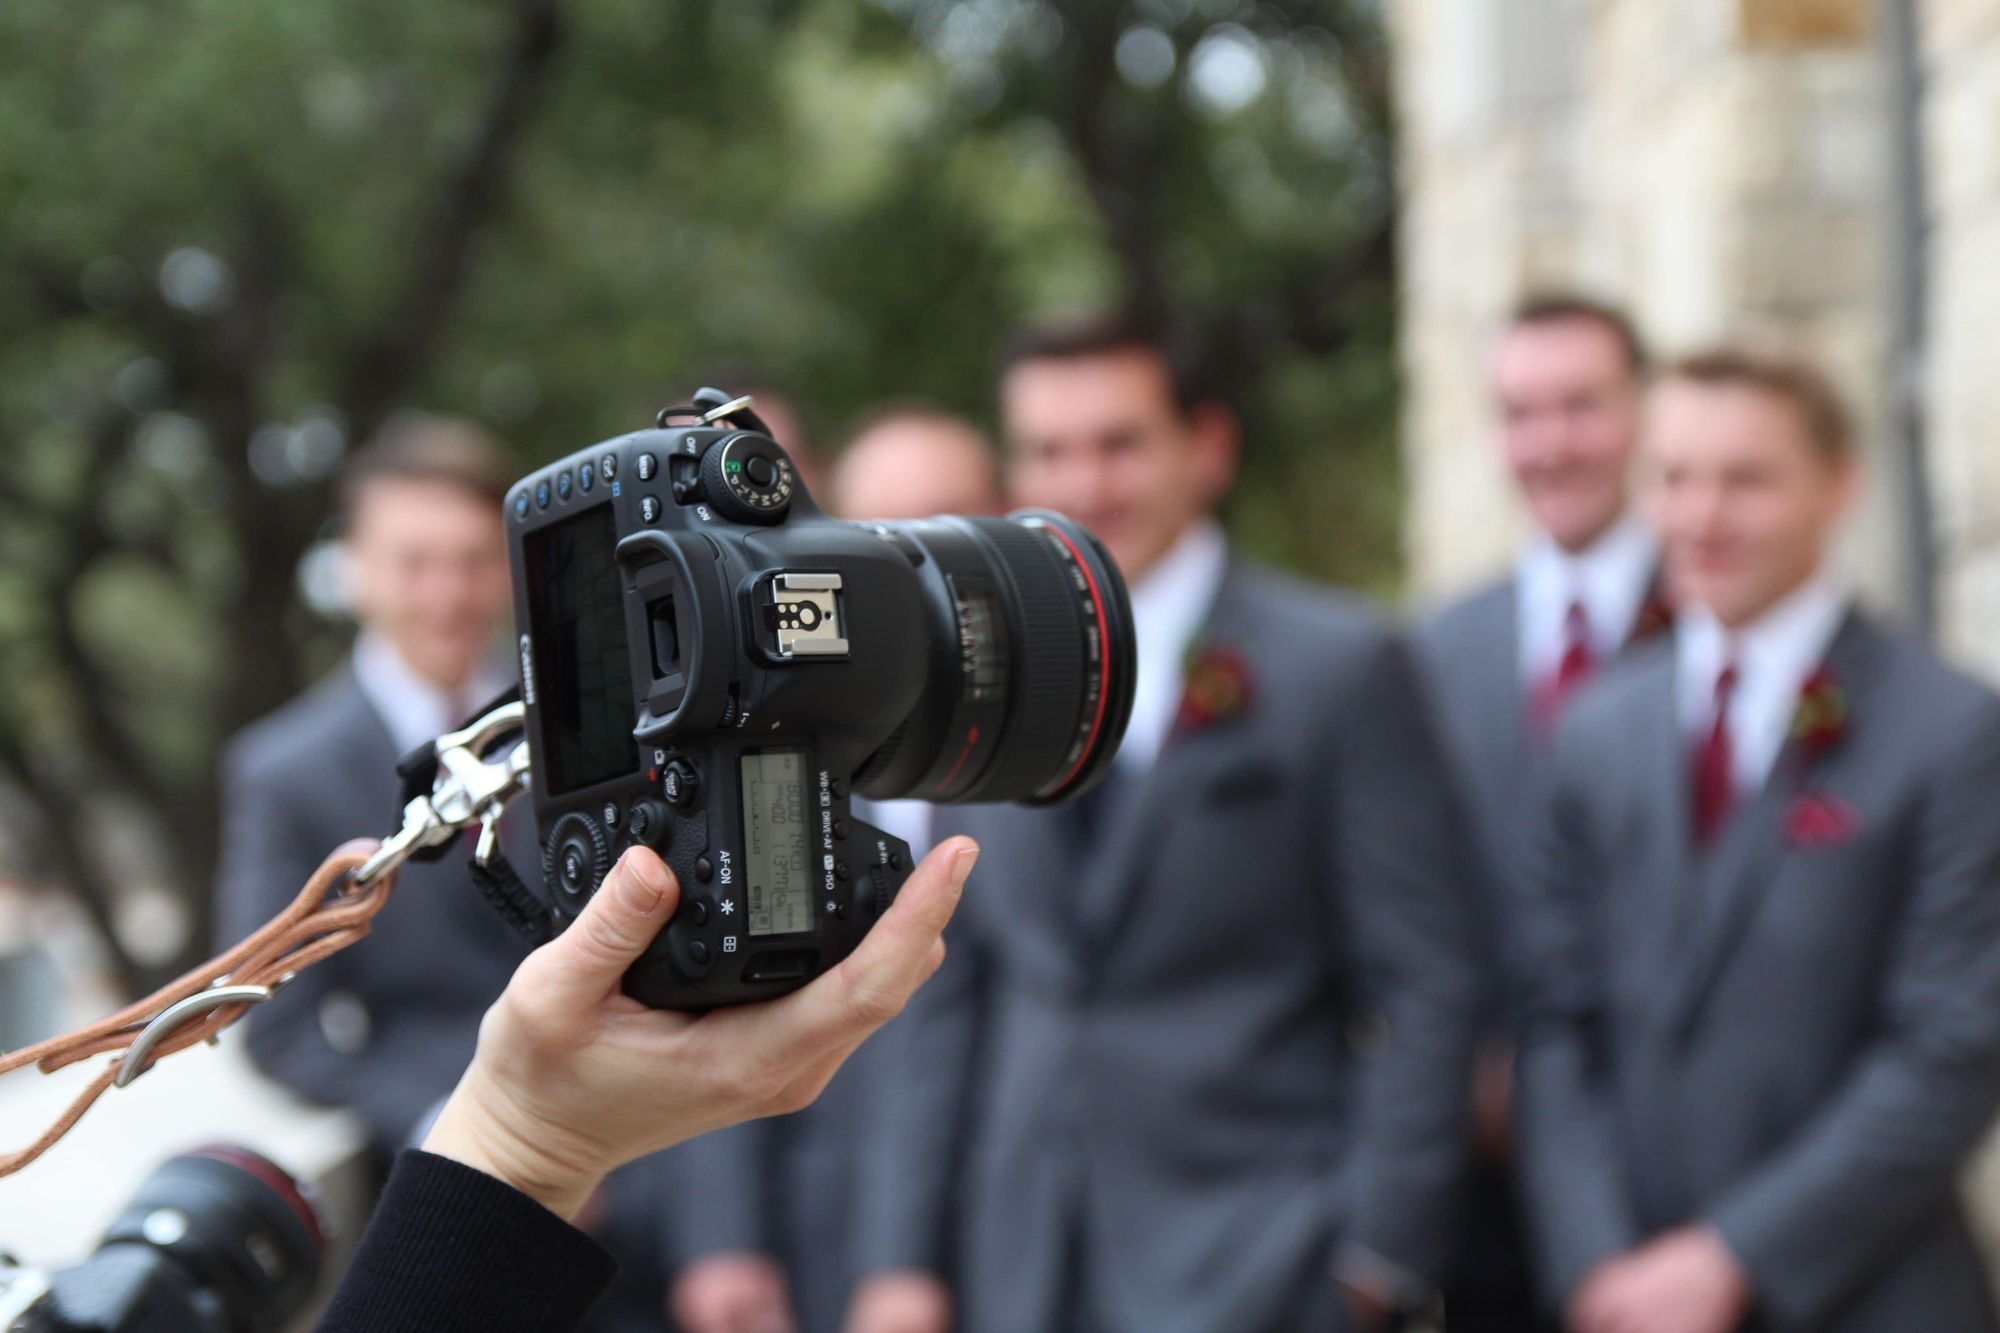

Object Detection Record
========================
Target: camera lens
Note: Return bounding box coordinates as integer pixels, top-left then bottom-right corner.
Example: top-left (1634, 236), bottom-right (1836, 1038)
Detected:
top-left (95, 1145), bottom-right (326, 1332)
top-left (856, 510), bottom-right (1136, 805)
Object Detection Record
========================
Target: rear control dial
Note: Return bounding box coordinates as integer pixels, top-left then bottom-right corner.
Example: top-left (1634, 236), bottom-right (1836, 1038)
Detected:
top-left (699, 432), bottom-right (796, 524)
top-left (546, 813), bottom-right (610, 906)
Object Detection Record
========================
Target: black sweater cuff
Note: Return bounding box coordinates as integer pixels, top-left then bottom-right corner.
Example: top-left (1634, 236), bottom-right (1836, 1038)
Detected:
top-left (318, 1149), bottom-right (617, 1331)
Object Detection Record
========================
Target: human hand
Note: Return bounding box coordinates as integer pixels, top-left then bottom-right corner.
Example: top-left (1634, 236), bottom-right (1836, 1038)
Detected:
top-left (672, 1252), bottom-right (796, 1333)
top-left (843, 1270), bottom-right (953, 1333)
top-left (1567, 1226), bottom-right (1751, 1333)
top-left (423, 837), bottom-right (976, 1219)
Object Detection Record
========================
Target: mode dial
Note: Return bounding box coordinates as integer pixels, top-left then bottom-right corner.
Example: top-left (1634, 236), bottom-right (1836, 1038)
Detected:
top-left (698, 432), bottom-right (796, 524)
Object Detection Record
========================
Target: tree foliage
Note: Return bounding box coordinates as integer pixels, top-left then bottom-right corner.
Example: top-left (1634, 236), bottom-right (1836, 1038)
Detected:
top-left (0, 0), bottom-right (1397, 989)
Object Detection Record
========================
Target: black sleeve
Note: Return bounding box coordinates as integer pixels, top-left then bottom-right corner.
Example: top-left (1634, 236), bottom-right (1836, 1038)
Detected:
top-left (318, 1150), bottom-right (617, 1332)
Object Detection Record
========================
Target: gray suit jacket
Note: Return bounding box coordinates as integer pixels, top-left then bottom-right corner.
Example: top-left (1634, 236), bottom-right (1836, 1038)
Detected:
top-left (1517, 612), bottom-right (2000, 1331)
top-left (1413, 574), bottom-right (1670, 1014)
top-left (861, 558), bottom-right (1482, 1333)
top-left (213, 668), bottom-right (534, 1150)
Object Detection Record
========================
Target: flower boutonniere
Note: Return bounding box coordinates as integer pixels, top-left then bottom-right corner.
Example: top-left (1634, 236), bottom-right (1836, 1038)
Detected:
top-left (1789, 666), bottom-right (1849, 764)
top-left (1627, 582), bottom-right (1676, 647)
top-left (1174, 642), bottom-right (1254, 737)
top-left (1785, 666), bottom-right (1857, 849)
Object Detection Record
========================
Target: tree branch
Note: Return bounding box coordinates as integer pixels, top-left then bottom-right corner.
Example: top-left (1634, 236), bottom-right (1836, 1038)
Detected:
top-left (337, 0), bottom-right (565, 438)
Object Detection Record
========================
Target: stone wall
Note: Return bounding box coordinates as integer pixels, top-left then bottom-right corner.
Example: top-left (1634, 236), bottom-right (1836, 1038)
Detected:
top-left (1924, 0), bottom-right (2000, 680)
top-left (1392, 0), bottom-right (1899, 605)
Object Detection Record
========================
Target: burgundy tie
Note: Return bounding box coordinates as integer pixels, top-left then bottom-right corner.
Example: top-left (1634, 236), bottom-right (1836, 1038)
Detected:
top-left (1693, 662), bottom-right (1739, 847)
top-left (1533, 601), bottom-right (1598, 735)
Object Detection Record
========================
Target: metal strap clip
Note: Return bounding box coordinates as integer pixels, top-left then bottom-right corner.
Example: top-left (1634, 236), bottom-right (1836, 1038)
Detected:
top-left (114, 976), bottom-right (294, 1088)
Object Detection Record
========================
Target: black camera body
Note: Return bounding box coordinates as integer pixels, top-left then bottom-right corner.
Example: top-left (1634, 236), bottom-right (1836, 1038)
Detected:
top-left (507, 392), bottom-right (1134, 1010)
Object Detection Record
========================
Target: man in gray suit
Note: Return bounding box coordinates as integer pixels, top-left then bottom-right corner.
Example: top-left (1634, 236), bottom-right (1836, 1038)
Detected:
top-left (847, 315), bottom-right (1482, 1333)
top-left (664, 405), bottom-right (1003, 1333)
top-left (1518, 349), bottom-right (2000, 1332)
top-left (1412, 295), bottom-right (1668, 1328)
top-left (214, 415), bottom-right (530, 1155)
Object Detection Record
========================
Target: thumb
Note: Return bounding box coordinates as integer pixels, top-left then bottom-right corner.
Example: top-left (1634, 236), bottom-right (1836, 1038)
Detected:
top-left (540, 847), bottom-right (680, 1005)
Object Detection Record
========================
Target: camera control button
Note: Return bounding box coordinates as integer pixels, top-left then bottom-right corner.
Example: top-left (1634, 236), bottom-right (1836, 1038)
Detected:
top-left (636, 453), bottom-right (658, 481)
top-left (694, 855), bottom-right (714, 883)
top-left (545, 813), bottom-right (610, 906)
top-left (557, 471), bottom-right (573, 501)
top-left (580, 462), bottom-right (595, 492)
top-left (662, 759), bottom-right (701, 810)
top-left (601, 802), bottom-right (621, 830)
top-left (686, 900), bottom-right (710, 928)
top-left (514, 492), bottom-right (530, 519)
top-left (745, 454), bottom-right (777, 487)
top-left (600, 452), bottom-right (618, 480)
top-left (688, 940), bottom-right (711, 965)
top-left (628, 798), bottom-right (670, 850)
top-left (535, 480), bottom-right (551, 510)
top-left (640, 496), bottom-right (661, 523)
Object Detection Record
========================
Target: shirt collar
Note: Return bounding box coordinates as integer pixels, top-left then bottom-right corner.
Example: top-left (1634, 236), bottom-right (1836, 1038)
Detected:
top-left (351, 630), bottom-right (510, 756)
top-left (1119, 519), bottom-right (1230, 773)
top-left (1517, 510), bottom-right (1660, 671)
top-left (1676, 567), bottom-right (1849, 735)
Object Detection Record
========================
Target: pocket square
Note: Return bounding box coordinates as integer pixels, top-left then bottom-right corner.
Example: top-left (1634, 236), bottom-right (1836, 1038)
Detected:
top-left (1786, 793), bottom-right (1859, 848)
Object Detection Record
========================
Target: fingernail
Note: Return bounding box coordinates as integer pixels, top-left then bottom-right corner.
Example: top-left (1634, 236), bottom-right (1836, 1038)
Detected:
top-left (948, 844), bottom-right (978, 892)
top-left (617, 849), bottom-right (670, 912)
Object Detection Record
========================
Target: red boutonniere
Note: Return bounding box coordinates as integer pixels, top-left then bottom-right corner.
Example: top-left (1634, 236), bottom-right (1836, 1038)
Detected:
top-left (1785, 667), bottom-right (1856, 848)
top-left (1627, 584), bottom-right (1676, 647)
top-left (1789, 667), bottom-right (1849, 762)
top-left (1174, 643), bottom-right (1254, 736)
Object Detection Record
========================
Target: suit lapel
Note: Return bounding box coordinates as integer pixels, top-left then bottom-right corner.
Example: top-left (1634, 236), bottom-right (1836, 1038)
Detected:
top-left (1668, 611), bottom-right (1885, 1039)
top-left (1071, 560), bottom-right (1256, 952)
top-left (1467, 582), bottom-right (1530, 785)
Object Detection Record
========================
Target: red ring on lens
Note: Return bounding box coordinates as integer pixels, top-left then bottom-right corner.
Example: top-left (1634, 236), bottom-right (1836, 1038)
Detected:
top-left (1036, 522), bottom-right (1114, 797)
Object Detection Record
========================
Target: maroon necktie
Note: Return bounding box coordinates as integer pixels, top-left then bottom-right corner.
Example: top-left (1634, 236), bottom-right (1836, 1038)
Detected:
top-left (1532, 601), bottom-right (1598, 735)
top-left (1692, 662), bottom-right (1739, 847)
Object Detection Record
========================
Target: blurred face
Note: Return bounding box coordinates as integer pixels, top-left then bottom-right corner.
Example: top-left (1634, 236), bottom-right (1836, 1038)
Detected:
top-left (832, 418), bottom-right (1003, 520)
top-left (1492, 319), bottom-right (1644, 552)
top-left (1645, 380), bottom-right (1857, 629)
top-left (344, 477), bottom-right (512, 689)
top-left (1002, 349), bottom-right (1237, 582)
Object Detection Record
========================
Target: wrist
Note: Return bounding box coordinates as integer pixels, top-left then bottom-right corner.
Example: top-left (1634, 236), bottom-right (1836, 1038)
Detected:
top-left (422, 1071), bottom-right (606, 1222)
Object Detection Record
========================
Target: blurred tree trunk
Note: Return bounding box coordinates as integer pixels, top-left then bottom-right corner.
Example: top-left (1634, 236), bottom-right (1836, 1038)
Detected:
top-left (0, 0), bottom-right (563, 994)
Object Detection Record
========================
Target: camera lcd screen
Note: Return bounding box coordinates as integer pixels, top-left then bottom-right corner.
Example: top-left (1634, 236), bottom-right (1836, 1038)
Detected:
top-left (523, 504), bottom-right (640, 797)
top-left (740, 749), bottom-right (817, 937)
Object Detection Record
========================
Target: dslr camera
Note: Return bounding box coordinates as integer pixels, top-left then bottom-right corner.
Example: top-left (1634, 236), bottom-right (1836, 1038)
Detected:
top-left (0, 1147), bottom-right (325, 1332)
top-left (507, 389), bottom-right (1136, 1009)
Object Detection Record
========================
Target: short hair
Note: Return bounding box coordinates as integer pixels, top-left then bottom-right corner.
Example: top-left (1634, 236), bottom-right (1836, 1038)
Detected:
top-left (1507, 291), bottom-right (1649, 374)
top-left (1662, 347), bottom-right (1856, 463)
top-left (338, 413), bottom-right (513, 524)
top-left (998, 310), bottom-right (1216, 415)
top-left (841, 397), bottom-right (991, 451)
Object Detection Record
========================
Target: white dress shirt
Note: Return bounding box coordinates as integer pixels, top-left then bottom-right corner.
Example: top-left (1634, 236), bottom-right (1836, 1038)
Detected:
top-left (1118, 519), bottom-right (1230, 776)
top-left (1675, 571), bottom-right (1849, 795)
top-left (352, 630), bottom-right (512, 756)
top-left (1515, 511), bottom-right (1660, 686)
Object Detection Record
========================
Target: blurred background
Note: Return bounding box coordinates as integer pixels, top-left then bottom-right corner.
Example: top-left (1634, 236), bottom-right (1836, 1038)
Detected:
top-left (5, 0), bottom-right (2000, 1302)
top-left (0, 0), bottom-right (1399, 1002)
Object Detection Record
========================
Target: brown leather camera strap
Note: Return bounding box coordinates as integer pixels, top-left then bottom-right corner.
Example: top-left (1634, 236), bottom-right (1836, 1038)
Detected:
top-left (0, 841), bottom-right (397, 1177)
